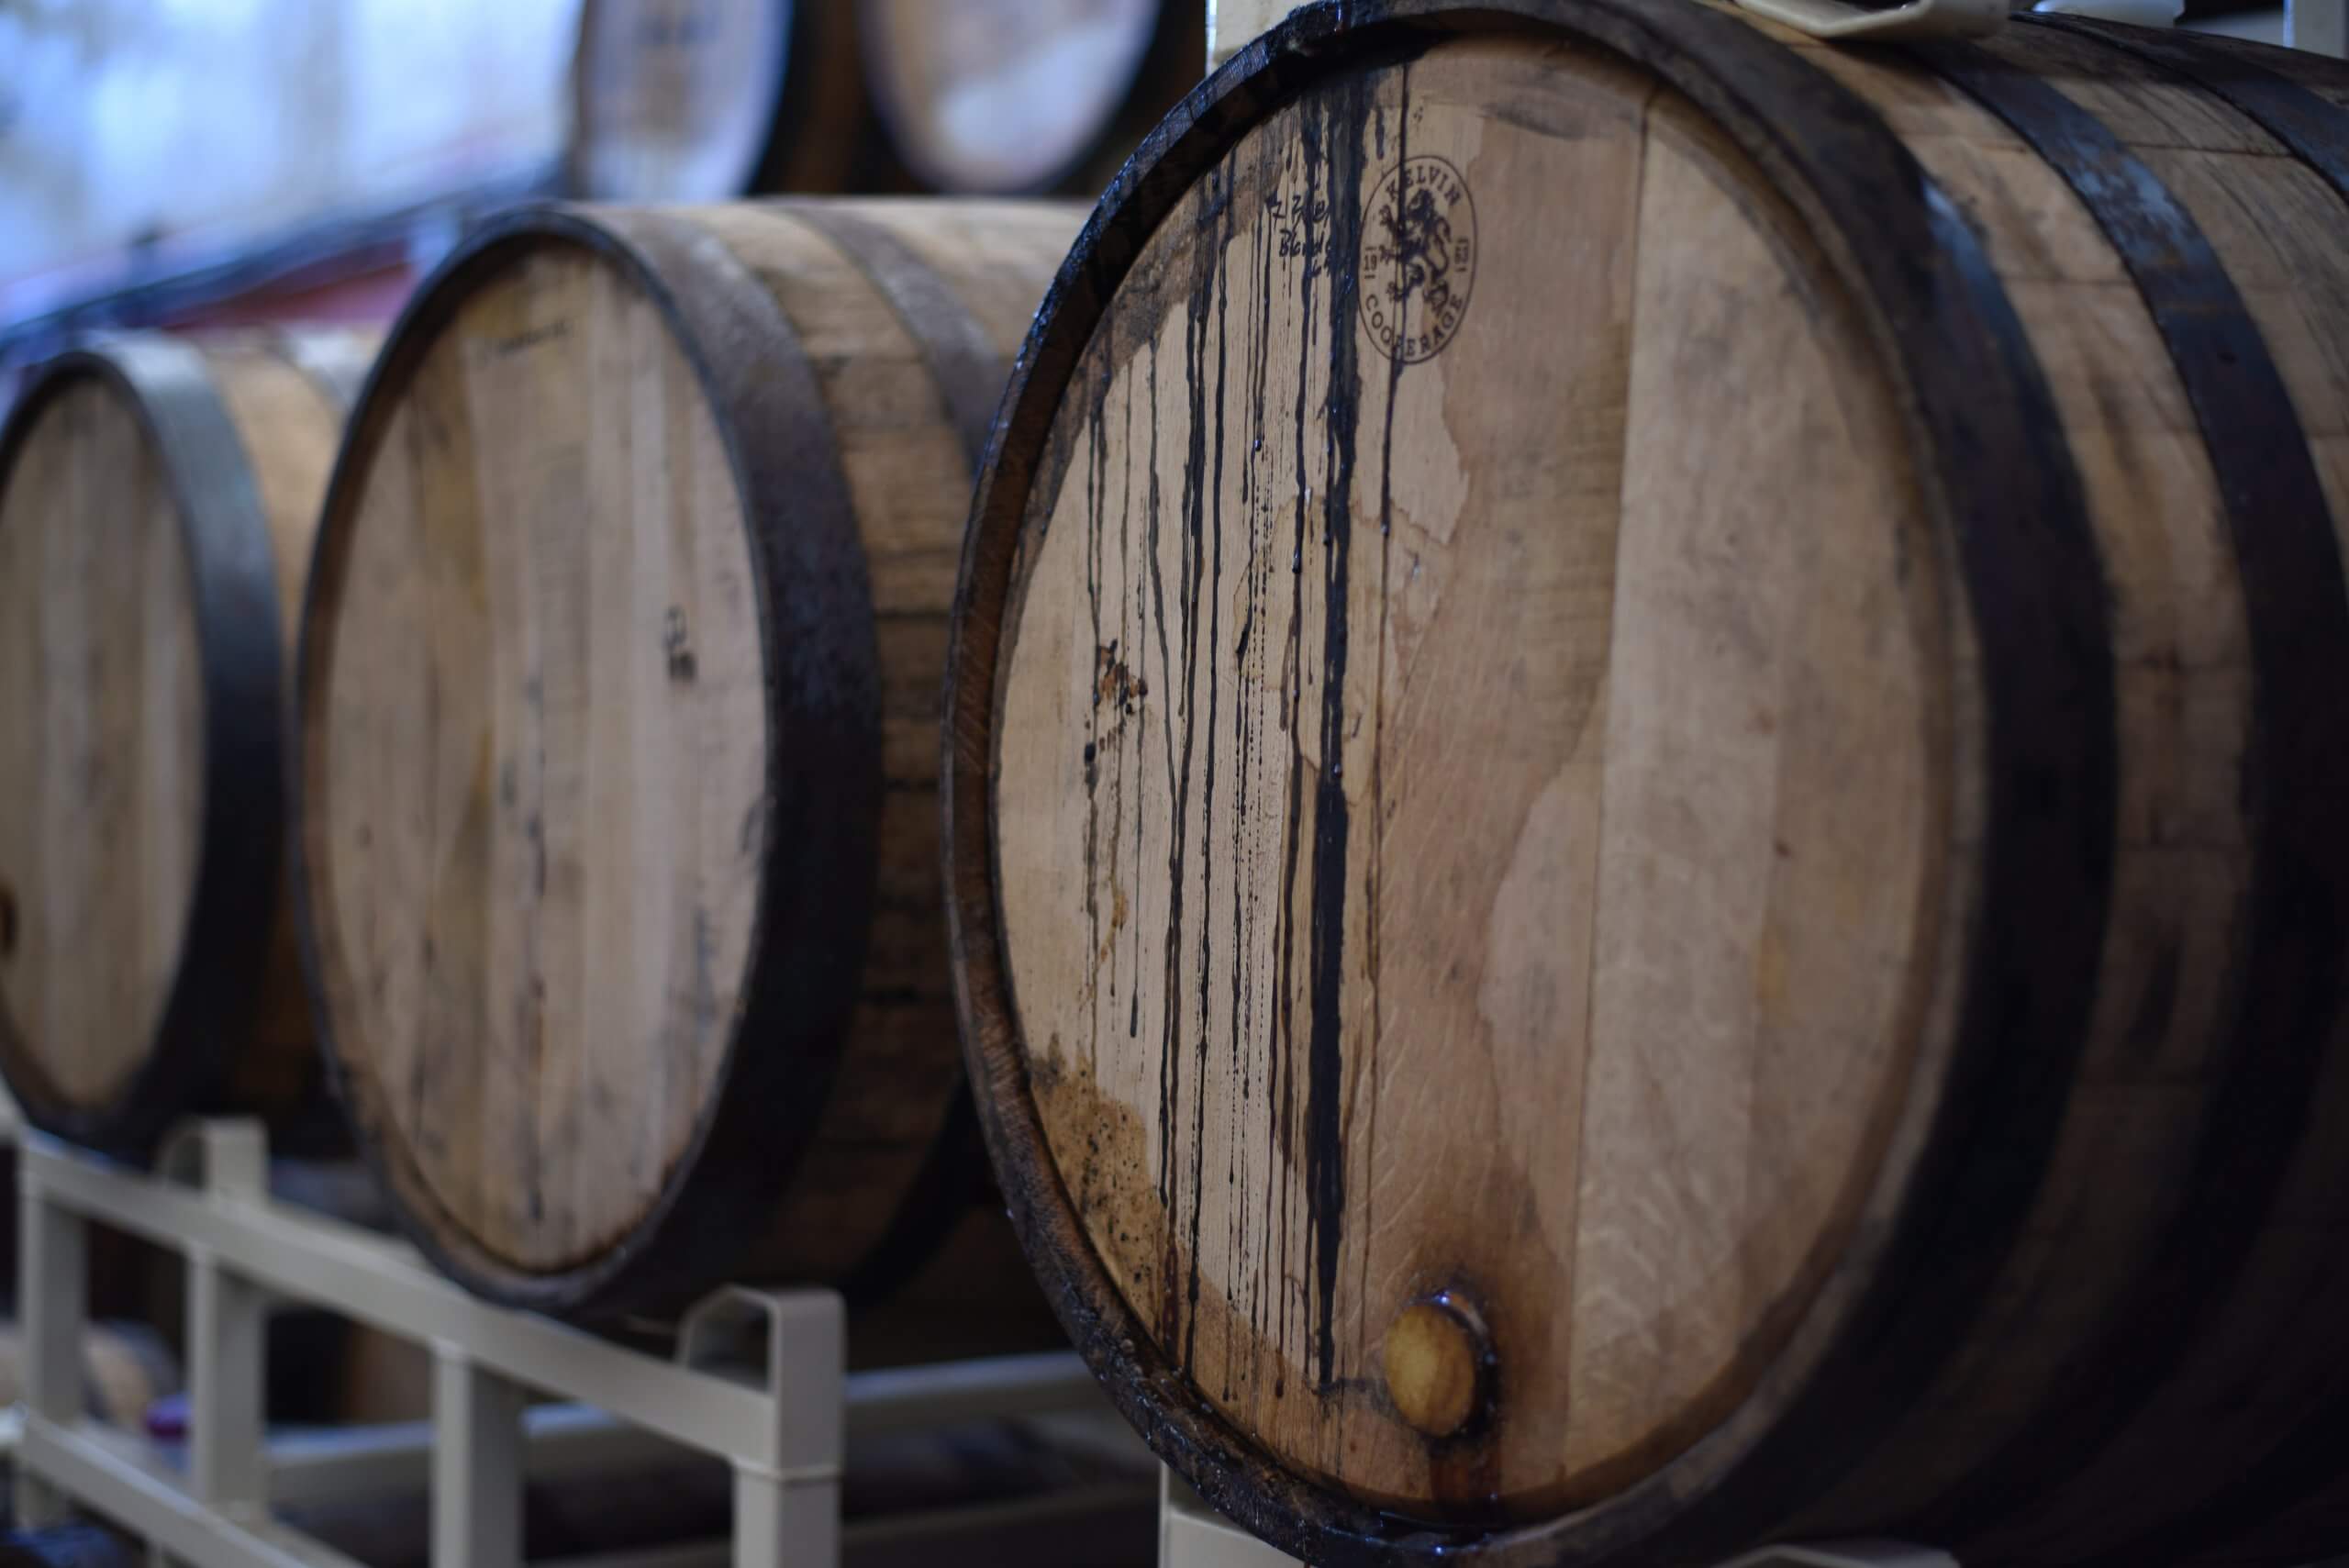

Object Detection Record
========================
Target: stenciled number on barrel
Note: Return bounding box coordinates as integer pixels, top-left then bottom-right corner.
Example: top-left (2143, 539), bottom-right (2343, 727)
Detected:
top-left (1359, 154), bottom-right (1477, 363)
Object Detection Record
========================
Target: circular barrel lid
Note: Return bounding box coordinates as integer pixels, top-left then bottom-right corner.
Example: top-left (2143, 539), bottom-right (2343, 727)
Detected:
top-left (860, 0), bottom-right (1167, 192)
top-left (937, 2), bottom-right (2108, 1555)
top-left (0, 362), bottom-right (206, 1124)
top-left (0, 339), bottom-right (296, 1154)
top-left (296, 211), bottom-right (877, 1314)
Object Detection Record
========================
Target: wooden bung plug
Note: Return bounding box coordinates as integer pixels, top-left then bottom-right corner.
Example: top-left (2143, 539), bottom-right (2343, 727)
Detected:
top-left (1383, 1295), bottom-right (1489, 1440)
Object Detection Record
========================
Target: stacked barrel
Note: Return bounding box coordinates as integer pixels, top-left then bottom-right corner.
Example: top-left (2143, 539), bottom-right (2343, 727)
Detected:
top-left (294, 200), bottom-right (1082, 1320)
top-left (570, 0), bottom-right (1202, 199)
top-left (0, 332), bottom-right (374, 1156)
top-left (9, 4), bottom-right (2349, 1565)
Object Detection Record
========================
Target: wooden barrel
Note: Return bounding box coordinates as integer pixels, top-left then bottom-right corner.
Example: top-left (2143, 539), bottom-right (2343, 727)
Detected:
top-left (570, 0), bottom-right (905, 199)
top-left (0, 330), bottom-right (377, 1156)
top-left (943, 6), bottom-right (2349, 1565)
top-left (859, 0), bottom-right (1203, 194)
top-left (295, 199), bottom-right (1085, 1320)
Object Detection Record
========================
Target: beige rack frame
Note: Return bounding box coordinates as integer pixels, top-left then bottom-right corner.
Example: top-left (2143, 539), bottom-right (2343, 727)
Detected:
top-left (12, 1120), bottom-right (1130, 1568)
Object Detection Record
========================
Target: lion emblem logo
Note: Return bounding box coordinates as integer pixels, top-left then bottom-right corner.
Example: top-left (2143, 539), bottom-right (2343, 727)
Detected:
top-left (1359, 156), bottom-right (1478, 364)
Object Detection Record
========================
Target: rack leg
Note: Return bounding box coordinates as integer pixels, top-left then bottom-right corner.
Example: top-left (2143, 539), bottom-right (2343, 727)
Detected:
top-left (683, 1285), bottom-right (847, 1568)
top-left (16, 1170), bottom-right (87, 1525)
top-left (432, 1349), bottom-right (528, 1568)
top-left (183, 1119), bottom-right (269, 1511)
top-left (2290, 0), bottom-right (2349, 57)
top-left (1159, 1469), bottom-right (1299, 1567)
top-left (735, 1462), bottom-right (841, 1568)
top-left (187, 1246), bottom-right (267, 1508)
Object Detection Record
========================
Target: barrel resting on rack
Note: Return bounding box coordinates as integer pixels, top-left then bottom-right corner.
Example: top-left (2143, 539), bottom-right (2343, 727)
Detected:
top-left (0, 330), bottom-right (377, 1158)
top-left (295, 199), bottom-right (1085, 1326)
top-left (944, 6), bottom-right (2349, 1565)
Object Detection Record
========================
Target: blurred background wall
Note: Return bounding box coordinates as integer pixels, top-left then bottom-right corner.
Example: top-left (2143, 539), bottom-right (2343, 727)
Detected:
top-left (0, 0), bottom-right (1203, 403)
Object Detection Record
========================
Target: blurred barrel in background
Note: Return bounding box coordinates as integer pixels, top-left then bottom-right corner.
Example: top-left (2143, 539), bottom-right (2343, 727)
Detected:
top-left (571, 0), bottom-right (904, 199)
top-left (860, 0), bottom-right (1204, 193)
top-left (0, 330), bottom-right (377, 1156)
top-left (943, 5), bottom-right (2349, 1565)
top-left (295, 199), bottom-right (1083, 1325)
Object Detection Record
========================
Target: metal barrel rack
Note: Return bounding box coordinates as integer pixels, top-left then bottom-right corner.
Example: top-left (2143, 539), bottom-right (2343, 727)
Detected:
top-left (11, 1119), bottom-right (1135, 1568)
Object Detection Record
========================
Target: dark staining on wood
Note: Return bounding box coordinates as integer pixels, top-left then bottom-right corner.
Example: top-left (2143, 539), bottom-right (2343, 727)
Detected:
top-left (1177, 153), bottom-right (1229, 1377)
top-left (1304, 67), bottom-right (1374, 1402)
top-left (663, 606), bottom-right (698, 683)
top-left (1059, 65), bottom-right (1402, 1404)
top-left (486, 320), bottom-right (572, 360)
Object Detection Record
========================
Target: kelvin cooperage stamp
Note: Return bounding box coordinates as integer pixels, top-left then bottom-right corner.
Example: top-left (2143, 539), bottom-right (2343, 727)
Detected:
top-left (1360, 154), bottom-right (1477, 364)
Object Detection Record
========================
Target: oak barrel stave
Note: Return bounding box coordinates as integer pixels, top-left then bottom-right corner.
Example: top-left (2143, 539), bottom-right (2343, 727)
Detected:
top-left (0, 330), bottom-right (378, 1156)
top-left (942, 5), bottom-right (2349, 1564)
top-left (295, 199), bottom-right (1084, 1321)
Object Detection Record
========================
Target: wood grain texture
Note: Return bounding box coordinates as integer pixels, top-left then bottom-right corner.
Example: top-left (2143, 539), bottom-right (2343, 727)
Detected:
top-left (987, 31), bottom-right (1941, 1525)
top-left (2119, 61), bottom-right (2349, 1568)
top-left (313, 245), bottom-right (769, 1272)
top-left (947, 5), bottom-right (2349, 1564)
top-left (204, 335), bottom-right (379, 1106)
top-left (300, 199), bottom-right (1084, 1316)
top-left (1815, 21), bottom-right (2349, 1565)
top-left (0, 332), bottom-right (374, 1153)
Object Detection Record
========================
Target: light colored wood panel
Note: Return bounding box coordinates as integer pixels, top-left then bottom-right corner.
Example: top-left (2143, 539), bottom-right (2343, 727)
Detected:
top-left (0, 375), bottom-right (202, 1109)
top-left (1567, 93), bottom-right (1943, 1491)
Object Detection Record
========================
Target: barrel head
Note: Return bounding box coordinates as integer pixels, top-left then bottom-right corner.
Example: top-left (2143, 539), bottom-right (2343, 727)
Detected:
top-left (0, 370), bottom-right (205, 1118)
top-left (960, 22), bottom-right (1958, 1534)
